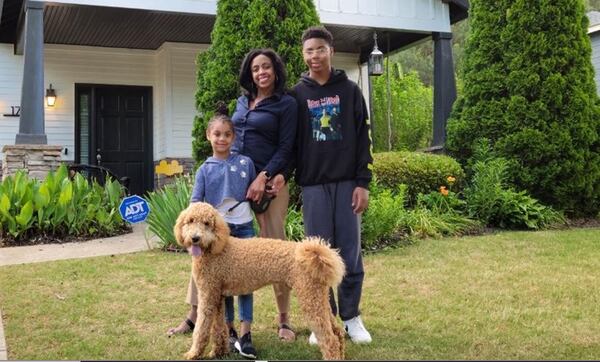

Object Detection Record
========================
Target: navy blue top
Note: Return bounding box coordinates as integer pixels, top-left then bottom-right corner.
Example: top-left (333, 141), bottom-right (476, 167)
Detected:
top-left (231, 93), bottom-right (297, 177)
top-left (190, 153), bottom-right (256, 205)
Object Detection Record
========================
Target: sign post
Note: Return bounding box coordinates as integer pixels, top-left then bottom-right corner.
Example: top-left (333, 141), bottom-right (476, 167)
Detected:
top-left (119, 195), bottom-right (150, 224)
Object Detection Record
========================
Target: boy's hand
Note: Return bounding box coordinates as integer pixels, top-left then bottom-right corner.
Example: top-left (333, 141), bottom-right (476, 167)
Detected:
top-left (352, 186), bottom-right (369, 214)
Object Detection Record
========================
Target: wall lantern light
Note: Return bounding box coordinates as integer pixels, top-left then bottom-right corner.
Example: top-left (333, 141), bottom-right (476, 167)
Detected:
top-left (368, 32), bottom-right (384, 76)
top-left (46, 84), bottom-right (57, 107)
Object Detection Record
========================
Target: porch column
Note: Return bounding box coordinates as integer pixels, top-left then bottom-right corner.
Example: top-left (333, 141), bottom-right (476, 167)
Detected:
top-left (432, 31), bottom-right (457, 150)
top-left (16, 0), bottom-right (47, 145)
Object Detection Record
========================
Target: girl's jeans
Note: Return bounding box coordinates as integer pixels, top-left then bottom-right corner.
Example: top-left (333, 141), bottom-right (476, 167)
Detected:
top-left (224, 221), bottom-right (255, 323)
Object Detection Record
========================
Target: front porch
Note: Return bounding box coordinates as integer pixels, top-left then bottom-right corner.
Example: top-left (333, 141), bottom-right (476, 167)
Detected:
top-left (0, 0), bottom-right (468, 192)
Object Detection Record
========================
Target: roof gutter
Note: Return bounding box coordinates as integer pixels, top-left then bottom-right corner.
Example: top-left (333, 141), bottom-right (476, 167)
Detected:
top-left (589, 24), bottom-right (600, 34)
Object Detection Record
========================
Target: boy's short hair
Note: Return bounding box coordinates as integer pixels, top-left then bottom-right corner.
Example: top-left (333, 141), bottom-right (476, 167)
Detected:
top-left (301, 26), bottom-right (334, 46)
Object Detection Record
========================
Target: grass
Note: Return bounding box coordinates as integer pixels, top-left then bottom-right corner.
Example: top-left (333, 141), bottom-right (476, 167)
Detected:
top-left (1, 227), bottom-right (600, 360)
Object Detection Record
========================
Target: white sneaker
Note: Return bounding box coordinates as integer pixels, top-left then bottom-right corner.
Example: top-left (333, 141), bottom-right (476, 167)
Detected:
top-left (308, 331), bottom-right (318, 345)
top-left (343, 315), bottom-right (372, 343)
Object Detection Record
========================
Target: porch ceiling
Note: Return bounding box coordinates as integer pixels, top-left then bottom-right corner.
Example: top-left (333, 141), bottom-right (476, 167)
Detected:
top-left (0, 0), bottom-right (468, 55)
top-left (47, 3), bottom-right (214, 49)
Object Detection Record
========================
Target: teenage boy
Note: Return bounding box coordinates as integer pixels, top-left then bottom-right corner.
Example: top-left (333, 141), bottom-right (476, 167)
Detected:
top-left (291, 26), bottom-right (373, 344)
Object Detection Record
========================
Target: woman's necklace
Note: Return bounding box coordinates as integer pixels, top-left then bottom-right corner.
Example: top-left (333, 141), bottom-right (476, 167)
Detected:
top-left (250, 92), bottom-right (271, 110)
top-left (252, 97), bottom-right (263, 108)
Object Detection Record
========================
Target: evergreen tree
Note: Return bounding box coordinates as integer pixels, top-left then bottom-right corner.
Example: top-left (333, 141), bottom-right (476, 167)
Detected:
top-left (192, 0), bottom-right (320, 163)
top-left (447, 0), bottom-right (600, 215)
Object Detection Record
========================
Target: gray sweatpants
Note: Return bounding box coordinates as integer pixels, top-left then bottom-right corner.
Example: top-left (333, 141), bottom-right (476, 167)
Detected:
top-left (302, 180), bottom-right (364, 321)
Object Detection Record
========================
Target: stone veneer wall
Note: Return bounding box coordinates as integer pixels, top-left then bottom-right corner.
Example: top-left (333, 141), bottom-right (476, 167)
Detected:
top-left (153, 157), bottom-right (196, 189)
top-left (1, 145), bottom-right (63, 180)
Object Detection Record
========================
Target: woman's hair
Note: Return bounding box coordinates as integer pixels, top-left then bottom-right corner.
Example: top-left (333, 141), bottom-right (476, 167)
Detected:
top-left (301, 26), bottom-right (334, 46)
top-left (239, 48), bottom-right (287, 98)
top-left (207, 102), bottom-right (234, 133)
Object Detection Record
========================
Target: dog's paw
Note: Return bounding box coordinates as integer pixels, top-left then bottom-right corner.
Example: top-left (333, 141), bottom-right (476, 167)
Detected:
top-left (183, 350), bottom-right (200, 360)
top-left (206, 350), bottom-right (220, 359)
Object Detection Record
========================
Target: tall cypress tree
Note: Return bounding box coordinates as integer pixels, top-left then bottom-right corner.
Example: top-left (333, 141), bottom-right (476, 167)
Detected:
top-left (192, 0), bottom-right (320, 163)
top-left (447, 0), bottom-right (600, 215)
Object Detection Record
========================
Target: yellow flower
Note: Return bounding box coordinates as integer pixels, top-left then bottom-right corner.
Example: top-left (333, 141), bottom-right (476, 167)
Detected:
top-left (447, 176), bottom-right (456, 184)
top-left (439, 186), bottom-right (449, 196)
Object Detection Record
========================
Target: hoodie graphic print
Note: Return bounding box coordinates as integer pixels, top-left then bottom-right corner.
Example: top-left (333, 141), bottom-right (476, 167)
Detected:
top-left (307, 95), bottom-right (342, 142)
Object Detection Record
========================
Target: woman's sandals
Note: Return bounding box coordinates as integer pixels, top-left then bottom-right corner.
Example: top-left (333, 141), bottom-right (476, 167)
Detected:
top-left (278, 323), bottom-right (296, 342)
top-left (167, 318), bottom-right (195, 337)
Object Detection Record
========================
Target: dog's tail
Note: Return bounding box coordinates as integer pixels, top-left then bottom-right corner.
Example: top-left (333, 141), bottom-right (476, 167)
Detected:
top-left (295, 237), bottom-right (345, 287)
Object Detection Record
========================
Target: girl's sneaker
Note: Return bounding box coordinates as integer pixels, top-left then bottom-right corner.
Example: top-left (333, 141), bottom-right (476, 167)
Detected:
top-left (235, 332), bottom-right (257, 359)
top-left (228, 328), bottom-right (239, 353)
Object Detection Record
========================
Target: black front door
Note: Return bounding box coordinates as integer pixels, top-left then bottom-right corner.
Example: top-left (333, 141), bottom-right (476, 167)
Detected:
top-left (75, 84), bottom-right (153, 196)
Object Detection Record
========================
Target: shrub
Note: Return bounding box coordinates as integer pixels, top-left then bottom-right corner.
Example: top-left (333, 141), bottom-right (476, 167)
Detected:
top-left (401, 207), bottom-right (480, 239)
top-left (447, 0), bottom-right (600, 216)
top-left (285, 206), bottom-right (304, 241)
top-left (464, 157), bottom-right (565, 229)
top-left (361, 183), bottom-right (409, 250)
top-left (371, 67), bottom-right (433, 152)
top-left (372, 151), bottom-right (465, 204)
top-left (0, 165), bottom-right (127, 244)
top-left (192, 0), bottom-right (320, 163)
top-left (287, 177), bottom-right (302, 210)
top-left (145, 176), bottom-right (193, 250)
top-left (417, 189), bottom-right (466, 215)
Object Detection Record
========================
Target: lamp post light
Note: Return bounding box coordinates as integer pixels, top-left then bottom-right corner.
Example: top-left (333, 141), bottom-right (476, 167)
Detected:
top-left (368, 32), bottom-right (384, 76)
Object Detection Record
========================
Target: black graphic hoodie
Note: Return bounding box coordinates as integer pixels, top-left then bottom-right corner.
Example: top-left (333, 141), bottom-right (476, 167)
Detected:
top-left (291, 68), bottom-right (372, 189)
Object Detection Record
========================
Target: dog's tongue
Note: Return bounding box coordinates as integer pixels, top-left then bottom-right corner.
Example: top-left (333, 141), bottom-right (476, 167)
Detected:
top-left (191, 245), bottom-right (202, 257)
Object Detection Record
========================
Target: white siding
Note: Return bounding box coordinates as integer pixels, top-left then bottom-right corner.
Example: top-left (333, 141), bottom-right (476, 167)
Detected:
top-left (44, 45), bottom-right (156, 160)
top-left (43, 0), bottom-right (217, 15)
top-left (332, 52), bottom-right (371, 114)
top-left (591, 32), bottom-right (600, 95)
top-left (0, 43), bottom-right (206, 161)
top-left (155, 46), bottom-right (170, 159)
top-left (0, 44), bottom-right (23, 151)
top-left (156, 43), bottom-right (208, 159)
top-left (317, 0), bottom-right (451, 33)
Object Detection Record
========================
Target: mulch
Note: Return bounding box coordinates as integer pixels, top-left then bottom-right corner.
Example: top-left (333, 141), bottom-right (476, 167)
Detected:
top-left (0, 226), bottom-right (132, 248)
top-left (564, 217), bottom-right (600, 228)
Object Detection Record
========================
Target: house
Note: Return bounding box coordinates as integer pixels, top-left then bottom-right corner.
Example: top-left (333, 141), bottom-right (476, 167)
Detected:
top-left (0, 0), bottom-right (468, 195)
top-left (588, 11), bottom-right (600, 94)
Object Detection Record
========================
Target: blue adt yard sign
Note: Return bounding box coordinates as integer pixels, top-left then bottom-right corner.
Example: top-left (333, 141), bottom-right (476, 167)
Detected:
top-left (119, 195), bottom-right (150, 224)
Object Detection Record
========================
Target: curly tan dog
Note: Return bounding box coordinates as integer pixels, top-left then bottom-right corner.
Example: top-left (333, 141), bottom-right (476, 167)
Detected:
top-left (174, 201), bottom-right (346, 360)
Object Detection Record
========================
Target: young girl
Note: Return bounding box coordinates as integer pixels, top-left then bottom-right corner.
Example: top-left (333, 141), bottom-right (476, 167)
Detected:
top-left (170, 49), bottom-right (298, 344)
top-left (188, 113), bottom-right (258, 359)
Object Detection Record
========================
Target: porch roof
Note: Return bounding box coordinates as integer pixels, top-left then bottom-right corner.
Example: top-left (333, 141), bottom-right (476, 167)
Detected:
top-left (0, 0), bottom-right (468, 58)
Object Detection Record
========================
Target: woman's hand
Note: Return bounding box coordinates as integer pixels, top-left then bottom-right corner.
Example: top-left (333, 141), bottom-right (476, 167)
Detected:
top-left (266, 174), bottom-right (285, 196)
top-left (246, 171), bottom-right (269, 201)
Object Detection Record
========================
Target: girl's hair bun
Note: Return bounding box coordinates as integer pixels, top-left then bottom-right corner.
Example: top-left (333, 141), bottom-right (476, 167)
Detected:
top-left (215, 101), bottom-right (228, 116)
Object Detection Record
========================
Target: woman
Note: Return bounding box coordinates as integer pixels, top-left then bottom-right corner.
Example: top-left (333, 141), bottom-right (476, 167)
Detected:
top-left (233, 48), bottom-right (298, 342)
top-left (168, 48), bottom-right (298, 345)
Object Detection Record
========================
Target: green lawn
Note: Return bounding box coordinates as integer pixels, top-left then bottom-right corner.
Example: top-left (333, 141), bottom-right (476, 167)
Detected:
top-left (1, 227), bottom-right (599, 360)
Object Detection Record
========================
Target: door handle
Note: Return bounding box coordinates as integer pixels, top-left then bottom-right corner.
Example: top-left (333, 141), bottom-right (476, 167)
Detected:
top-left (96, 148), bottom-right (102, 165)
